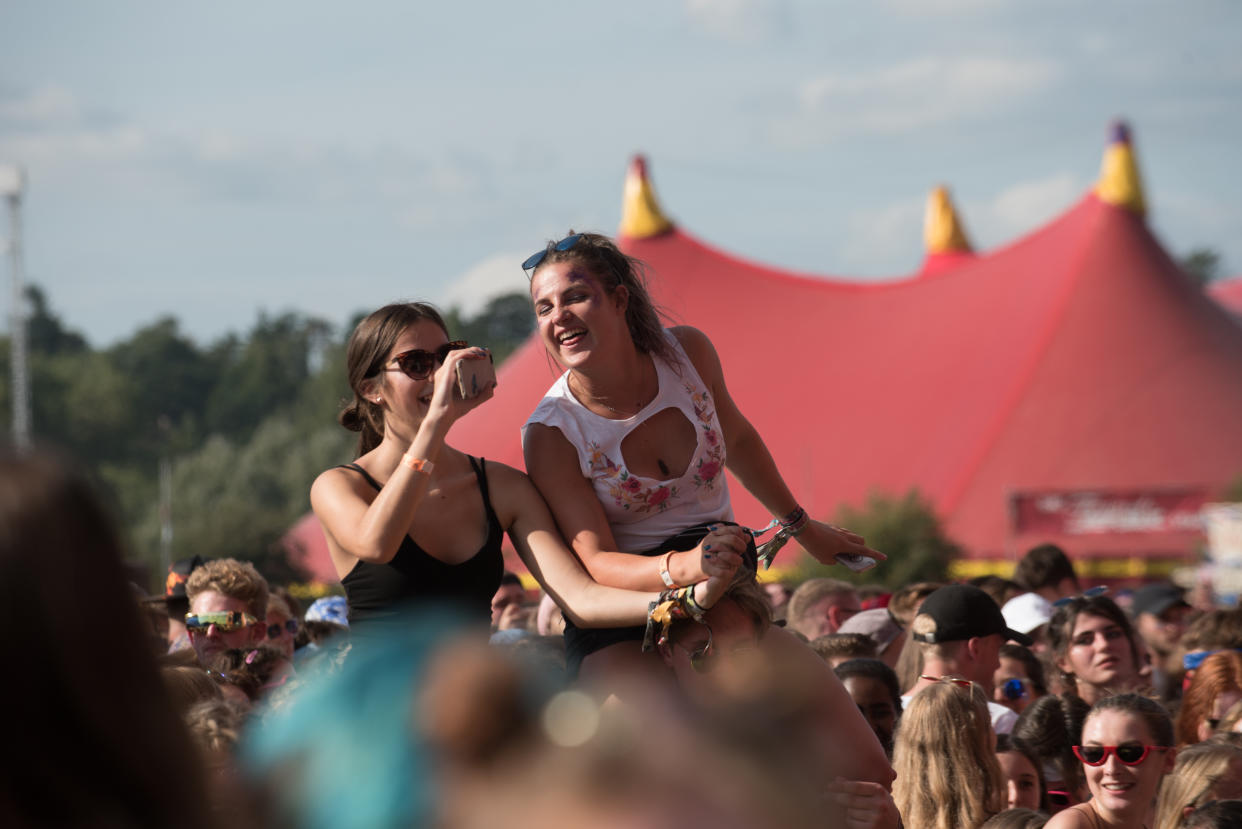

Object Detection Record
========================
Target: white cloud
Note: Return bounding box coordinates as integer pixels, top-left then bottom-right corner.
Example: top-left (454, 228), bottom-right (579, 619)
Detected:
top-left (684, 0), bottom-right (789, 42)
top-left (965, 171), bottom-right (1084, 246)
top-left (438, 252), bottom-right (529, 317)
top-left (0, 84), bottom-right (82, 125)
top-left (777, 56), bottom-right (1058, 145)
top-left (842, 196), bottom-right (925, 273)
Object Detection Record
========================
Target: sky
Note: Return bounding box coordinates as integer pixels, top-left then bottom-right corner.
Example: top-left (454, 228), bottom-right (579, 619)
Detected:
top-left (2, 0), bottom-right (1239, 347)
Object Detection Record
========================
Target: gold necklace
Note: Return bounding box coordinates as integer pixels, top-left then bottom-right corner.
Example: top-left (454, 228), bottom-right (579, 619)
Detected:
top-left (571, 361), bottom-right (654, 418)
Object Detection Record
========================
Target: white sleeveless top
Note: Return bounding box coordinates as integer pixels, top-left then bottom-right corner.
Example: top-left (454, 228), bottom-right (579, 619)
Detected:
top-left (523, 330), bottom-right (733, 553)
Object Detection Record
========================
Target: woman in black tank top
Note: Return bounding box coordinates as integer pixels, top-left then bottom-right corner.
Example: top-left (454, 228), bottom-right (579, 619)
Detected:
top-left (309, 302), bottom-right (739, 634)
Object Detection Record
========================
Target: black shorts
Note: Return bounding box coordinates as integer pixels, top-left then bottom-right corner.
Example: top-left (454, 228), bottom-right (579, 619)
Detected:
top-left (562, 521), bottom-right (757, 676)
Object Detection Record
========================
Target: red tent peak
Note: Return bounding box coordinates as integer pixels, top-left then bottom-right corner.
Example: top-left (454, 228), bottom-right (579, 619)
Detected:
top-left (619, 154), bottom-right (674, 240)
top-left (1095, 119), bottom-right (1147, 217)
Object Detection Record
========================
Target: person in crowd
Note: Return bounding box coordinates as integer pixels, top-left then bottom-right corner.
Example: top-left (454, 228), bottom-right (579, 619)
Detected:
top-left (1004, 591), bottom-right (1055, 656)
top-left (1013, 544), bottom-right (1081, 604)
top-left (521, 232), bottom-right (892, 786)
top-left (893, 677), bottom-right (1005, 828)
top-left (785, 578), bottom-right (862, 639)
top-left (1013, 694), bottom-right (1092, 814)
top-left (142, 554), bottom-right (207, 653)
top-left (995, 643), bottom-right (1048, 715)
top-left (903, 583), bottom-right (1032, 734)
top-left (535, 591), bottom-right (567, 637)
top-left (838, 606), bottom-right (906, 670)
top-left (761, 579), bottom-right (793, 618)
top-left (996, 733), bottom-right (1048, 812)
top-left (1131, 582), bottom-right (1193, 701)
top-left (185, 557), bottom-right (271, 668)
top-left (265, 590), bottom-right (300, 663)
top-left (888, 581), bottom-right (944, 628)
top-left (1047, 591), bottom-right (1146, 705)
top-left (310, 302), bottom-right (741, 644)
top-left (0, 450), bottom-right (212, 827)
top-left (973, 575), bottom-right (1026, 609)
top-left (656, 575), bottom-right (898, 823)
top-left (1045, 694), bottom-right (1176, 829)
top-left (491, 571), bottom-right (528, 630)
top-left (162, 663), bottom-right (225, 715)
top-left (982, 808), bottom-right (1050, 829)
top-left (1181, 800), bottom-right (1242, 829)
top-left (835, 658), bottom-right (903, 759)
top-left (1153, 738), bottom-right (1242, 829)
top-left (1176, 651), bottom-right (1242, 746)
top-left (810, 632), bottom-right (876, 666)
top-left (1179, 609), bottom-right (1242, 690)
top-left (1218, 699), bottom-right (1242, 735)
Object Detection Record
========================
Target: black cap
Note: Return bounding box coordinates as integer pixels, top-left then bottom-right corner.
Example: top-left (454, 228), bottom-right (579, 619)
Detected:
top-left (911, 584), bottom-right (1033, 647)
top-left (142, 555), bottom-right (205, 619)
top-left (1131, 583), bottom-right (1188, 618)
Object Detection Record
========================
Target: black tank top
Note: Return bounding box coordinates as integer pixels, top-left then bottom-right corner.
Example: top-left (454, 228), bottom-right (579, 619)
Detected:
top-left (337, 456), bottom-right (504, 628)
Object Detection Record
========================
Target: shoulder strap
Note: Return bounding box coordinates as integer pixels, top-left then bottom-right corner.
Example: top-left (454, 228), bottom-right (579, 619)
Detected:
top-left (334, 462), bottom-right (383, 492)
top-left (467, 456), bottom-right (500, 527)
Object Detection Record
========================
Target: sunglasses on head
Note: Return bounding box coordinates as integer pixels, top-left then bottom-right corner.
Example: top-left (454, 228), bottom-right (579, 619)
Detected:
top-left (185, 611), bottom-right (257, 634)
top-left (267, 619), bottom-right (298, 639)
top-left (921, 675), bottom-right (973, 689)
top-left (675, 626), bottom-right (716, 674)
top-left (1073, 743), bottom-right (1168, 766)
top-left (1046, 790), bottom-right (1072, 808)
top-left (1053, 585), bottom-right (1109, 608)
top-left (381, 340), bottom-right (468, 381)
top-left (522, 233), bottom-right (584, 273)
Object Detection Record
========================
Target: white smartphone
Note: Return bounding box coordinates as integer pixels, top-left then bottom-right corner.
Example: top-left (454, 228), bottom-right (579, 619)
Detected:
top-left (455, 354), bottom-right (496, 399)
top-left (835, 553), bottom-right (877, 573)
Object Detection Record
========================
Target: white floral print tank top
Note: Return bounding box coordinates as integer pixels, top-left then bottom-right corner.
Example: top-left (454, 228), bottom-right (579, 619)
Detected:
top-left (523, 330), bottom-right (733, 553)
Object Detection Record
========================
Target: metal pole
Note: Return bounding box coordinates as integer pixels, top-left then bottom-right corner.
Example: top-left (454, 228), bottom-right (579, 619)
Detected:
top-left (159, 454), bottom-right (173, 576)
top-left (5, 173), bottom-right (30, 450)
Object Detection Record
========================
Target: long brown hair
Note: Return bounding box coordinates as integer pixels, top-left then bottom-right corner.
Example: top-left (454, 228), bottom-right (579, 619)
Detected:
top-left (340, 302), bottom-right (450, 456)
top-left (528, 231), bottom-right (675, 364)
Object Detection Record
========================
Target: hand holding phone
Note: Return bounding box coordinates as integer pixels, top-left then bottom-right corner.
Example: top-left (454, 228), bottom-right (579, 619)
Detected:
top-left (835, 553), bottom-right (877, 573)
top-left (455, 352), bottom-right (496, 399)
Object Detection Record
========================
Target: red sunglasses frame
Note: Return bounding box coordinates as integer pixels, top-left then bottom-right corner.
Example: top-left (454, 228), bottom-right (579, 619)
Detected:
top-left (1072, 744), bottom-right (1168, 766)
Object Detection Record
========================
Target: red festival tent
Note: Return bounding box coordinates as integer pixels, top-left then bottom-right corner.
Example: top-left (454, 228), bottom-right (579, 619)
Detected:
top-left (285, 123), bottom-right (1242, 582)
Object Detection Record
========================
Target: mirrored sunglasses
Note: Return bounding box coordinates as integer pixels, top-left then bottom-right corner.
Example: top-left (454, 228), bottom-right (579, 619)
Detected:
top-left (184, 611), bottom-right (258, 634)
top-left (267, 619), bottom-right (299, 639)
top-left (1053, 585), bottom-right (1109, 608)
top-left (383, 340), bottom-right (468, 381)
top-left (1073, 743), bottom-right (1168, 766)
top-left (522, 233), bottom-right (584, 272)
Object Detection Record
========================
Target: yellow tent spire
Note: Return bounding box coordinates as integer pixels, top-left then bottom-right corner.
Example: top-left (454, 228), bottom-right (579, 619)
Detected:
top-left (619, 155), bottom-right (673, 239)
top-left (924, 185), bottom-right (973, 255)
top-left (1095, 120), bottom-right (1146, 216)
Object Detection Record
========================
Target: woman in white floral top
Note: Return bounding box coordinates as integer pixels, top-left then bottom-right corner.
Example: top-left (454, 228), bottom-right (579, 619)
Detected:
top-left (522, 232), bottom-right (892, 787)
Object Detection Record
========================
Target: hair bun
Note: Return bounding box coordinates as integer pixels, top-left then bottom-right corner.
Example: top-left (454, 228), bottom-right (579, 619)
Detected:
top-left (338, 401), bottom-right (364, 432)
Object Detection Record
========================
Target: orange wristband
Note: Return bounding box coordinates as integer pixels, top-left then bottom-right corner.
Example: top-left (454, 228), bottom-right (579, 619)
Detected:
top-left (401, 454), bottom-right (433, 475)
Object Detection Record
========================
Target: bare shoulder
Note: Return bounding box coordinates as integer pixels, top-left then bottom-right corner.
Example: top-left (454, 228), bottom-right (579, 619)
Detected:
top-left (668, 325), bottom-right (722, 380)
top-left (310, 464), bottom-right (365, 505)
top-left (1044, 804), bottom-right (1097, 829)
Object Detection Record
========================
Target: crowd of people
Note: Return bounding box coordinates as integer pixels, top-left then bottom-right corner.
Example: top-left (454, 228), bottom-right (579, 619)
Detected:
top-left (4, 231), bottom-right (1242, 828)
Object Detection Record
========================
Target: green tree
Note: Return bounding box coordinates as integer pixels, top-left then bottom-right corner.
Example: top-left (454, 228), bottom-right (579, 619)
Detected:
top-left (1181, 248), bottom-right (1223, 286)
top-left (796, 489), bottom-right (960, 588)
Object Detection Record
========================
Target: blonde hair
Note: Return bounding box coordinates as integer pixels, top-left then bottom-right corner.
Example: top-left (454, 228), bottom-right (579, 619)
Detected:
top-left (1154, 740), bottom-right (1242, 829)
top-left (893, 680), bottom-right (1004, 829)
top-left (185, 557), bottom-right (269, 619)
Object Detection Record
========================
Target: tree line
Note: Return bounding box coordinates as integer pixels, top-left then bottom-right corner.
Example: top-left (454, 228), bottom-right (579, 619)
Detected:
top-left (0, 287), bottom-right (536, 586)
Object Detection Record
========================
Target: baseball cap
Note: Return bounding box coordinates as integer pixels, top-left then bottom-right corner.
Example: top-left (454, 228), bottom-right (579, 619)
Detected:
top-left (912, 584), bottom-right (1033, 646)
top-left (306, 596), bottom-right (350, 628)
top-left (1130, 583), bottom-right (1188, 618)
top-left (837, 608), bottom-right (904, 654)
top-left (1002, 592), bottom-right (1054, 636)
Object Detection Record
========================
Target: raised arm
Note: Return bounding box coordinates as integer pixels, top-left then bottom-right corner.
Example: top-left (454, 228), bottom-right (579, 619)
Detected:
top-left (310, 348), bottom-right (492, 566)
top-left (672, 326), bottom-right (884, 568)
top-left (522, 422), bottom-right (746, 592)
top-left (487, 462), bottom-right (738, 627)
